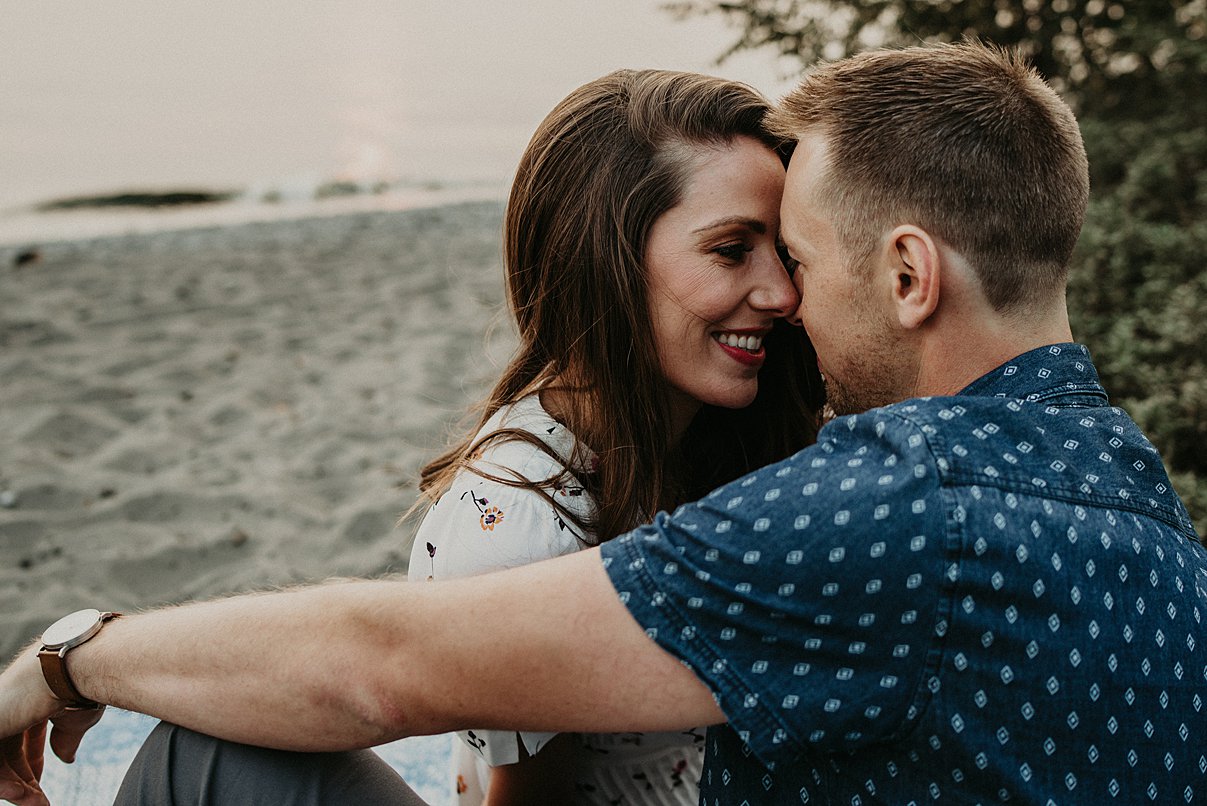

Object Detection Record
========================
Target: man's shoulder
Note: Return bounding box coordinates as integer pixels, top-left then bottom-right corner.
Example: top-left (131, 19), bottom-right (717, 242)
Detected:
top-left (802, 398), bottom-right (965, 479)
top-left (764, 405), bottom-right (947, 505)
top-left (856, 393), bottom-right (1196, 537)
top-left (812, 403), bottom-right (936, 452)
top-left (707, 406), bottom-right (948, 539)
top-left (467, 396), bottom-right (593, 480)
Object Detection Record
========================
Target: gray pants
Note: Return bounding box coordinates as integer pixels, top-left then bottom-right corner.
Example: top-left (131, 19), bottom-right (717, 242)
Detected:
top-left (113, 722), bottom-right (430, 805)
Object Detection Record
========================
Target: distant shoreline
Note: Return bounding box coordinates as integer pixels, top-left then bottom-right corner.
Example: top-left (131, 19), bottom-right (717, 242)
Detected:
top-left (0, 180), bottom-right (509, 248)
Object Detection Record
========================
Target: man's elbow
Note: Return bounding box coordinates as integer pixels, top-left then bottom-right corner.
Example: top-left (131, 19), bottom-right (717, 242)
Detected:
top-left (301, 586), bottom-right (447, 746)
top-left (363, 672), bottom-right (444, 742)
top-left (297, 664), bottom-right (439, 748)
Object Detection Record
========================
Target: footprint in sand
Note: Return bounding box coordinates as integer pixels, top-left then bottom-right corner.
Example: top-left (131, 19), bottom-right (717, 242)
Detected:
top-left (4, 483), bottom-right (91, 511)
top-left (118, 491), bottom-right (248, 523)
top-left (105, 536), bottom-right (252, 601)
top-left (0, 519), bottom-right (62, 571)
top-left (105, 448), bottom-right (179, 476)
top-left (341, 507), bottom-right (400, 546)
top-left (23, 411), bottom-right (118, 457)
top-left (0, 319), bottom-right (73, 348)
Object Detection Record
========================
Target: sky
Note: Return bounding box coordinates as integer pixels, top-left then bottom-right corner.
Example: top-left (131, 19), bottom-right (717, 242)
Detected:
top-left (0, 1), bottom-right (800, 212)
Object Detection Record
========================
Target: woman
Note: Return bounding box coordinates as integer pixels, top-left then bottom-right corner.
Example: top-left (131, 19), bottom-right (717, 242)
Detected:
top-left (409, 69), bottom-right (824, 804)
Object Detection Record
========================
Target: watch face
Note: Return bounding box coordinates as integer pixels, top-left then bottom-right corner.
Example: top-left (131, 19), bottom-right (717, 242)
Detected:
top-left (42, 609), bottom-right (102, 648)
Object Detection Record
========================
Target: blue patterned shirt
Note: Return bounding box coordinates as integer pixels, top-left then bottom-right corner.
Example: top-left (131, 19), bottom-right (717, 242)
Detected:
top-left (602, 343), bottom-right (1204, 805)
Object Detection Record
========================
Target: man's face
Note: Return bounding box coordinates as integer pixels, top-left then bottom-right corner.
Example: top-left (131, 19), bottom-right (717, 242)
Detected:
top-left (779, 133), bottom-right (907, 416)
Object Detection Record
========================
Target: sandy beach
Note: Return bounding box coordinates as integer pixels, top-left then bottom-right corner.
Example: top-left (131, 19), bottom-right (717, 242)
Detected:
top-left (0, 201), bottom-right (513, 662)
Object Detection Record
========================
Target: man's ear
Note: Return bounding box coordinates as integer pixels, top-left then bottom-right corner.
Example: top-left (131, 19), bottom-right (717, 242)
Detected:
top-left (885, 225), bottom-right (941, 330)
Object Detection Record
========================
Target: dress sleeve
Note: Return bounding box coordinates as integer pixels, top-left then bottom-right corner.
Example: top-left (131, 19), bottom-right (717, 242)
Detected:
top-left (411, 472), bottom-right (586, 580)
top-left (600, 409), bottom-right (950, 769)
top-left (410, 466), bottom-right (587, 767)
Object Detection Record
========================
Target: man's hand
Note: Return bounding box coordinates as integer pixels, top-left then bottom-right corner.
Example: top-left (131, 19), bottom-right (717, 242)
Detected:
top-left (0, 646), bottom-right (106, 805)
top-left (0, 724), bottom-right (49, 806)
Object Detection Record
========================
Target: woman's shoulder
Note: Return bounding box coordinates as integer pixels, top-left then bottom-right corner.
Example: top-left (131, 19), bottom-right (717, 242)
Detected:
top-left (413, 471), bottom-right (586, 578)
top-left (469, 394), bottom-right (595, 482)
top-left (409, 396), bottom-right (597, 579)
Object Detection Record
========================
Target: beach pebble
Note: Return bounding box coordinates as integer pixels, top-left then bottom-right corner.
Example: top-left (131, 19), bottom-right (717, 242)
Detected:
top-left (0, 490), bottom-right (17, 509)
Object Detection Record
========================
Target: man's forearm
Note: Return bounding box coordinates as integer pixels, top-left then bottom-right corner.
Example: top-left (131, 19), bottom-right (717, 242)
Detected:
top-left (6, 550), bottom-right (722, 752)
top-left (71, 580), bottom-right (432, 751)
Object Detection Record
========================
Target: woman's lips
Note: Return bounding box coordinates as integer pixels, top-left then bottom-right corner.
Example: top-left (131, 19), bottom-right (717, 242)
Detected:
top-left (714, 338), bottom-right (766, 367)
top-left (712, 329), bottom-right (769, 367)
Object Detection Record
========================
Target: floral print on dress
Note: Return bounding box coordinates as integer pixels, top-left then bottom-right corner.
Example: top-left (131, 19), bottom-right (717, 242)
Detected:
top-left (669, 757), bottom-right (689, 788)
top-left (551, 479), bottom-right (586, 538)
top-left (480, 506), bottom-right (503, 530)
top-left (464, 731), bottom-right (486, 751)
top-left (461, 490), bottom-right (505, 532)
top-left (424, 541), bottom-right (437, 581)
top-left (552, 478), bottom-right (585, 498)
top-left (410, 395), bottom-right (700, 805)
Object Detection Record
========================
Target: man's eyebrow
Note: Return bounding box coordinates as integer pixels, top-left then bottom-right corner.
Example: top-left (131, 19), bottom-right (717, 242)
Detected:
top-left (692, 217), bottom-right (767, 235)
top-left (778, 224), bottom-right (802, 254)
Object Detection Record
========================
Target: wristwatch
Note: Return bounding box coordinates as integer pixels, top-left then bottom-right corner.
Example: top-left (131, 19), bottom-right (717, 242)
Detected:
top-left (38, 609), bottom-right (121, 709)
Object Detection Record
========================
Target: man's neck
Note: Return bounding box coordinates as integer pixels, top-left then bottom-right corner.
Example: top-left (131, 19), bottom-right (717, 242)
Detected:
top-left (913, 308), bottom-right (1074, 398)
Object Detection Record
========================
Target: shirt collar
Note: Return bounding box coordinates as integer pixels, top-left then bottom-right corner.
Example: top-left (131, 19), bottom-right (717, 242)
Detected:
top-left (957, 343), bottom-right (1111, 407)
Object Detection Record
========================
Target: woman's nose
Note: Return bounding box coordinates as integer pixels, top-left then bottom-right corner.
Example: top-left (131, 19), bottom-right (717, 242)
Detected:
top-left (749, 251), bottom-right (800, 319)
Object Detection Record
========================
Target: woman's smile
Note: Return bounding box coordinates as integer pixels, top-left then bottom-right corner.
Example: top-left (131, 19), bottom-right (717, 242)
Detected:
top-left (712, 328), bottom-right (770, 366)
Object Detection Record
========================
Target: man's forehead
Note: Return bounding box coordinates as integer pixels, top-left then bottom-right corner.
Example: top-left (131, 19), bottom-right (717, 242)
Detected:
top-left (785, 133), bottom-right (830, 199)
top-left (779, 134), bottom-right (832, 248)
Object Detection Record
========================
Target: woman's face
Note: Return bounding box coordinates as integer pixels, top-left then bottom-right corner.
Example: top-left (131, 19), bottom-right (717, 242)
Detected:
top-left (645, 135), bottom-right (798, 426)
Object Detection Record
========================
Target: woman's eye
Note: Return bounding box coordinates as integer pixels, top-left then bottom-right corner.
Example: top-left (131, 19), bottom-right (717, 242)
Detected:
top-left (713, 243), bottom-right (752, 263)
top-left (776, 242), bottom-right (800, 277)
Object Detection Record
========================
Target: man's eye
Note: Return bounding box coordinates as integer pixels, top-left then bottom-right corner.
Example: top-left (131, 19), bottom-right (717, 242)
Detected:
top-left (714, 243), bottom-right (752, 263)
top-left (776, 243), bottom-right (799, 276)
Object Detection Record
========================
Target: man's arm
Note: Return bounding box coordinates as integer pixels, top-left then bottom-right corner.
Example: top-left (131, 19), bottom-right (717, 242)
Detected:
top-left (1, 549), bottom-right (722, 752)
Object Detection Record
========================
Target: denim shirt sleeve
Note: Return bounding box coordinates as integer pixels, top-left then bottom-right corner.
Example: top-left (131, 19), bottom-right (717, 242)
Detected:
top-left (601, 410), bottom-right (951, 767)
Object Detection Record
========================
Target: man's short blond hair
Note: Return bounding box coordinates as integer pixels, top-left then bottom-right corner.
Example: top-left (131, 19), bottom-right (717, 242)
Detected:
top-left (770, 41), bottom-right (1089, 312)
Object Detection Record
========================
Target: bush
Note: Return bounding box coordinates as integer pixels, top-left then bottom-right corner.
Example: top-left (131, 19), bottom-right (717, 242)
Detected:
top-left (1070, 117), bottom-right (1207, 532)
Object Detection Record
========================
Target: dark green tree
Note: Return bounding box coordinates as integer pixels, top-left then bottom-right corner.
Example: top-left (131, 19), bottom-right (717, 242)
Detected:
top-left (668, 0), bottom-right (1207, 534)
top-left (667, 1), bottom-right (1204, 117)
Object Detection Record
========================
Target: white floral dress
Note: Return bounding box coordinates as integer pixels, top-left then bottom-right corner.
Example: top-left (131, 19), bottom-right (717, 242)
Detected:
top-left (409, 395), bottom-right (705, 805)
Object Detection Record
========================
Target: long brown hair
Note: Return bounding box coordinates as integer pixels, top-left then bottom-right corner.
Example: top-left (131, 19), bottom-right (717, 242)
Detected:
top-left (418, 69), bottom-right (823, 542)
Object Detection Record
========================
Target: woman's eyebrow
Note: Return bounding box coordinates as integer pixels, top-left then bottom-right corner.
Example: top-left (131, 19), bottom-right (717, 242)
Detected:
top-left (692, 217), bottom-right (767, 235)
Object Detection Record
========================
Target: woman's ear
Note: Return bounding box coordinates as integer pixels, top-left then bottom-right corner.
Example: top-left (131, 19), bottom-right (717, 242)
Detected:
top-left (886, 225), bottom-right (941, 330)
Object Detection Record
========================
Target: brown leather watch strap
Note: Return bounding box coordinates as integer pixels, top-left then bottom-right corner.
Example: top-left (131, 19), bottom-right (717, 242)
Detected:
top-left (38, 647), bottom-right (87, 705)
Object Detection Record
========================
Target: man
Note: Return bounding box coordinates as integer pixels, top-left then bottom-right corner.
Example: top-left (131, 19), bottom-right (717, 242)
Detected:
top-left (2, 42), bottom-right (1203, 805)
